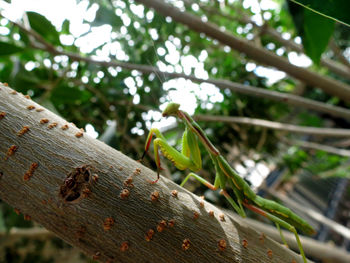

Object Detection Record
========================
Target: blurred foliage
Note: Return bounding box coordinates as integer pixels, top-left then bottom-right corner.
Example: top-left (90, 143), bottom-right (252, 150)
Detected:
top-left (0, 0), bottom-right (349, 261)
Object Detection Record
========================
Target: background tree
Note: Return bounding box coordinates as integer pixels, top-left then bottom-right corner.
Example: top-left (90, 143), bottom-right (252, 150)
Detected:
top-left (0, 0), bottom-right (349, 262)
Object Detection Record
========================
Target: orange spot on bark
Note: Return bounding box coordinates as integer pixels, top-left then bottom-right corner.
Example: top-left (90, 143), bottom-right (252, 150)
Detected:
top-left (5, 145), bottom-right (18, 160)
top-left (17, 126), bottom-right (30, 136)
top-left (40, 118), bottom-right (49, 124)
top-left (120, 241), bottom-right (129, 252)
top-left (151, 191), bottom-right (159, 201)
top-left (168, 219), bottom-right (175, 228)
top-left (267, 249), bottom-right (273, 259)
top-left (182, 239), bottom-right (191, 251)
top-left (27, 105), bottom-right (35, 110)
top-left (219, 213), bottom-right (225, 222)
top-left (218, 239), bottom-right (227, 251)
top-left (103, 217), bottom-right (114, 231)
top-left (171, 190), bottom-right (178, 197)
top-left (242, 239), bottom-right (248, 248)
top-left (145, 229), bottom-right (155, 241)
top-left (120, 189), bottom-right (130, 199)
top-left (157, 220), bottom-right (167, 232)
top-left (24, 162), bottom-right (39, 181)
top-left (48, 122), bottom-right (58, 129)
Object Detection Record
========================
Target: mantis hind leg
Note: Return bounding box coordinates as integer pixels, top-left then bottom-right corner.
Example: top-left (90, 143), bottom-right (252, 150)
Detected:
top-left (243, 201), bottom-right (308, 263)
top-left (275, 222), bottom-right (289, 248)
top-left (181, 172), bottom-right (245, 217)
top-left (227, 179), bottom-right (246, 218)
top-left (180, 172), bottom-right (218, 190)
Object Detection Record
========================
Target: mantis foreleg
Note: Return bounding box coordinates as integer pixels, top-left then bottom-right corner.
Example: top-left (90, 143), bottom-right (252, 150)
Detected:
top-left (142, 128), bottom-right (201, 183)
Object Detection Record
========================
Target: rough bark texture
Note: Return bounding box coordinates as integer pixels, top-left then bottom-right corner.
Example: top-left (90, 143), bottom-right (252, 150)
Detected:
top-left (0, 83), bottom-right (306, 262)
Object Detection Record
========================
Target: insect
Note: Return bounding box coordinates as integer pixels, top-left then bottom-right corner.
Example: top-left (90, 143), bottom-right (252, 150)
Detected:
top-left (142, 103), bottom-right (315, 262)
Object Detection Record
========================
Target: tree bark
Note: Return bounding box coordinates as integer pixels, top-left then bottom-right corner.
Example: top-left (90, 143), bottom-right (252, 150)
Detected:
top-left (0, 82), bottom-right (308, 262)
top-left (135, 0), bottom-right (350, 102)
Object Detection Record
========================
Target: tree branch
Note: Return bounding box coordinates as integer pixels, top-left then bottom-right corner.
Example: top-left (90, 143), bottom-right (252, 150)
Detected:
top-left (0, 82), bottom-right (307, 262)
top-left (185, 0), bottom-right (350, 80)
top-left (8, 19), bottom-right (350, 120)
top-left (329, 39), bottom-right (350, 69)
top-left (135, 0), bottom-right (350, 102)
top-left (194, 114), bottom-right (350, 137)
top-left (283, 139), bottom-right (350, 157)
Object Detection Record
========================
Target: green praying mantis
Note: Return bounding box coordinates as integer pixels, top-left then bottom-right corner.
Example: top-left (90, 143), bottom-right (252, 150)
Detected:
top-left (142, 103), bottom-right (315, 262)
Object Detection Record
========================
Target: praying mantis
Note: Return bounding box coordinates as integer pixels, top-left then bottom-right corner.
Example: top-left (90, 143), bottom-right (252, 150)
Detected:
top-left (142, 102), bottom-right (315, 262)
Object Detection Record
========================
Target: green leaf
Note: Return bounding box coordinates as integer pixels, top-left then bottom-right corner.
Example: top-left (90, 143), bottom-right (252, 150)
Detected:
top-left (287, 2), bottom-right (335, 65)
top-left (0, 42), bottom-right (24, 56)
top-left (303, 9), bottom-right (334, 65)
top-left (93, 6), bottom-right (123, 27)
top-left (27, 11), bottom-right (60, 45)
top-left (61, 19), bottom-right (71, 34)
top-left (290, 0), bottom-right (350, 27)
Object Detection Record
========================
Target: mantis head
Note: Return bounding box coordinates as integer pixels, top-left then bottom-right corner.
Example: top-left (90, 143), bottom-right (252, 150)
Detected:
top-left (162, 103), bottom-right (180, 117)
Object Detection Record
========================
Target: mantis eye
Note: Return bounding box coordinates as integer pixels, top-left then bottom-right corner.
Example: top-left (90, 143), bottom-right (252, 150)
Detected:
top-left (162, 103), bottom-right (180, 117)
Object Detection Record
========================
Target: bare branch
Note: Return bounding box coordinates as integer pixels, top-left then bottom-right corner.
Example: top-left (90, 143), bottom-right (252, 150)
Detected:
top-left (283, 139), bottom-right (350, 157)
top-left (185, 0), bottom-right (350, 80)
top-left (135, 0), bottom-right (350, 102)
top-left (329, 39), bottom-right (350, 69)
top-left (194, 114), bottom-right (350, 137)
top-left (0, 227), bottom-right (52, 239)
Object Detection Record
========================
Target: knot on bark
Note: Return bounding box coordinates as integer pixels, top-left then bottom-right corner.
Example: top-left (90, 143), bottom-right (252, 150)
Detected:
top-left (59, 165), bottom-right (93, 203)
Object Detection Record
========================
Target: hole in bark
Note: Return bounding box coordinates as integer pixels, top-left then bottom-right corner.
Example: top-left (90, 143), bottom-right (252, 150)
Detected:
top-left (65, 192), bottom-right (81, 202)
top-left (59, 165), bottom-right (93, 203)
